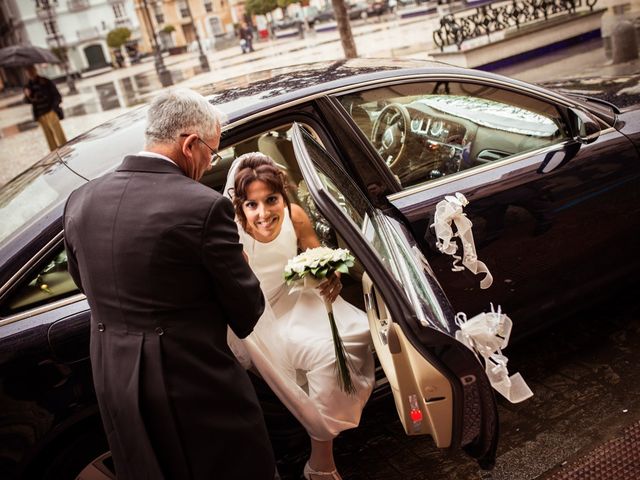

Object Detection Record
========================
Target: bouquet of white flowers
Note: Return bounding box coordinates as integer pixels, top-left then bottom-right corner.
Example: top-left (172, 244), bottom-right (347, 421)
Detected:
top-left (284, 246), bottom-right (356, 394)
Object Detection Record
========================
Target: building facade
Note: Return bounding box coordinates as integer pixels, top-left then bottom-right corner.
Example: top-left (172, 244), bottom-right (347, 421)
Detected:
top-left (0, 0), bottom-right (141, 84)
top-left (134, 0), bottom-right (239, 54)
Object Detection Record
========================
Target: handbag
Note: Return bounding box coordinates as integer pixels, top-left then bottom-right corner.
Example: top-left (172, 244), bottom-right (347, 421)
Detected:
top-left (53, 104), bottom-right (64, 120)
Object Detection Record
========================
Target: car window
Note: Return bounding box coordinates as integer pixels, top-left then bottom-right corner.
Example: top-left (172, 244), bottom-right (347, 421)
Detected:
top-left (204, 123), bottom-right (340, 246)
top-left (1, 248), bottom-right (79, 316)
top-left (297, 128), bottom-right (449, 328)
top-left (0, 154), bottom-right (85, 248)
top-left (203, 123), bottom-right (313, 194)
top-left (338, 81), bottom-right (569, 189)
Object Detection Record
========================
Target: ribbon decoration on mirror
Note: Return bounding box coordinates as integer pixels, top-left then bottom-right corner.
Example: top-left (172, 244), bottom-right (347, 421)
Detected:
top-left (432, 192), bottom-right (493, 289)
top-left (455, 305), bottom-right (533, 404)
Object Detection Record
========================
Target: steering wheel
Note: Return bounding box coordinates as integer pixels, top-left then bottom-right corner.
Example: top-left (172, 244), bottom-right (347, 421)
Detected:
top-left (370, 103), bottom-right (411, 170)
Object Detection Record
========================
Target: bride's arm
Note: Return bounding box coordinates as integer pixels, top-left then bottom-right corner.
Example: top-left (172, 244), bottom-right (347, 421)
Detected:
top-left (291, 203), bottom-right (320, 250)
top-left (291, 204), bottom-right (342, 303)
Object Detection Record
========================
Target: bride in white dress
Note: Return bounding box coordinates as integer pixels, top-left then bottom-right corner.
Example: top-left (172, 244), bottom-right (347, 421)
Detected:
top-left (224, 153), bottom-right (374, 480)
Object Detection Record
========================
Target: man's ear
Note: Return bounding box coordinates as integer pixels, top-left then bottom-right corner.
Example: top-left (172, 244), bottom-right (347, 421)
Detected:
top-left (181, 134), bottom-right (197, 158)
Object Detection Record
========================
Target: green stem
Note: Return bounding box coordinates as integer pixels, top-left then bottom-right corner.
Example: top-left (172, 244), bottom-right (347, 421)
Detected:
top-left (327, 309), bottom-right (357, 395)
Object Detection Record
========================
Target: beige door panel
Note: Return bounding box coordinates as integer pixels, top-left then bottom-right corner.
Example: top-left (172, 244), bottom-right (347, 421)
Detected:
top-left (363, 273), bottom-right (453, 447)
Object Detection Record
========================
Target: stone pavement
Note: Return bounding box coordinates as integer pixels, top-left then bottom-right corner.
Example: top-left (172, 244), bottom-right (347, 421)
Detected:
top-left (1, 13), bottom-right (639, 187)
top-left (269, 292), bottom-right (640, 480)
top-left (0, 13), bottom-right (438, 186)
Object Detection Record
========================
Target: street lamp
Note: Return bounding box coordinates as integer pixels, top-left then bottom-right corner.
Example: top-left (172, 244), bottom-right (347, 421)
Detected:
top-left (39, 0), bottom-right (78, 95)
top-left (182, 0), bottom-right (210, 72)
top-left (141, 0), bottom-right (173, 87)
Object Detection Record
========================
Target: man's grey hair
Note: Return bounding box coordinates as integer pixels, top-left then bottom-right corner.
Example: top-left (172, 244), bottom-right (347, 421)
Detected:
top-left (144, 88), bottom-right (225, 146)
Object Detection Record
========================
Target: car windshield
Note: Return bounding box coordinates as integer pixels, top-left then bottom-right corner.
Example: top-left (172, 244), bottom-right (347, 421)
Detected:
top-left (0, 154), bottom-right (85, 248)
top-left (414, 96), bottom-right (559, 137)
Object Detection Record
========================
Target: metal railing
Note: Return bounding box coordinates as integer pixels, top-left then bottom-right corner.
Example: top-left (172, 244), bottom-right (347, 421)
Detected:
top-left (433, 0), bottom-right (598, 51)
top-left (46, 32), bottom-right (65, 47)
top-left (115, 17), bottom-right (132, 27)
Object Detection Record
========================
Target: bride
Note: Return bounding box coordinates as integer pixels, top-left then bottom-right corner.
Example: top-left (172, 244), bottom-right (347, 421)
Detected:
top-left (224, 153), bottom-right (375, 480)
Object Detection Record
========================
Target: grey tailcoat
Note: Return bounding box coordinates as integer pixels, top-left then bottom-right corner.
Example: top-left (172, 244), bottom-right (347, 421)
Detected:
top-left (63, 155), bottom-right (274, 479)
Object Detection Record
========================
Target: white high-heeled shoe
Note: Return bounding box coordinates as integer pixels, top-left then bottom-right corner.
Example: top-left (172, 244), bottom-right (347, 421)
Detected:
top-left (303, 461), bottom-right (342, 480)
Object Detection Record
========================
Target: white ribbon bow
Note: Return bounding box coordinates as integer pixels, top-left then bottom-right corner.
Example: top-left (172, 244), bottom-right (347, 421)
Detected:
top-left (455, 305), bottom-right (533, 404)
top-left (432, 192), bottom-right (493, 289)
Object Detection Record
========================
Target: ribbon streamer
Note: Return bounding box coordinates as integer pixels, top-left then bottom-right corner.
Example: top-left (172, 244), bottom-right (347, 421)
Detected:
top-left (455, 305), bottom-right (533, 404)
top-left (432, 192), bottom-right (493, 289)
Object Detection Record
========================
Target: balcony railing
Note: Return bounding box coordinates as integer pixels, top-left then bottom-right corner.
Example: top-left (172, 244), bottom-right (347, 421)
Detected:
top-left (433, 0), bottom-right (599, 51)
top-left (115, 17), bottom-right (132, 28)
top-left (36, 6), bottom-right (57, 20)
top-left (67, 0), bottom-right (89, 11)
top-left (46, 32), bottom-right (65, 47)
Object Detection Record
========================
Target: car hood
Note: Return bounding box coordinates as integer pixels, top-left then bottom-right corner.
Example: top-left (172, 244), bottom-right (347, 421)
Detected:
top-left (541, 72), bottom-right (640, 111)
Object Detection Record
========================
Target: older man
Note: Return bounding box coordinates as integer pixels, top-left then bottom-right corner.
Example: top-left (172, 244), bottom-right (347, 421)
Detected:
top-left (63, 88), bottom-right (275, 479)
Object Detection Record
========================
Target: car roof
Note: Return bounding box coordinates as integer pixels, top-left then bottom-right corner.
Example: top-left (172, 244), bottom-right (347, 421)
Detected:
top-left (202, 58), bottom-right (455, 121)
top-left (0, 58), bottom-right (571, 276)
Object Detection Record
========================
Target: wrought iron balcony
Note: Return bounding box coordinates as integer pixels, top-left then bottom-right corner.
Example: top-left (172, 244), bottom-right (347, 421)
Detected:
top-left (46, 32), bottom-right (65, 47)
top-left (36, 6), bottom-right (57, 21)
top-left (433, 0), bottom-right (599, 51)
top-left (115, 17), bottom-right (132, 28)
top-left (67, 0), bottom-right (89, 11)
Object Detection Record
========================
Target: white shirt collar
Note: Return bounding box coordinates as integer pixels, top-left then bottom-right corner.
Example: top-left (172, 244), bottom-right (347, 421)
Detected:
top-left (137, 150), bottom-right (178, 166)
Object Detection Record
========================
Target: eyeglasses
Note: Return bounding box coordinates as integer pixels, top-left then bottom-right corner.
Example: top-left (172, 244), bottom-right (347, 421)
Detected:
top-left (180, 133), bottom-right (223, 167)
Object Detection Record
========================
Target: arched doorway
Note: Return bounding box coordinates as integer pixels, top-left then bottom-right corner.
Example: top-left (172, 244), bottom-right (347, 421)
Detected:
top-left (84, 44), bottom-right (108, 70)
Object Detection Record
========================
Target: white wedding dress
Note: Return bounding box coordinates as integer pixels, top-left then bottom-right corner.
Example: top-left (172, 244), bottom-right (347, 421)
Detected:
top-left (229, 208), bottom-right (375, 441)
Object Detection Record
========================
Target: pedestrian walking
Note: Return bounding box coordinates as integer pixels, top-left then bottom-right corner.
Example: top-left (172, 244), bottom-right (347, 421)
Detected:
top-left (23, 65), bottom-right (67, 151)
top-left (239, 22), bottom-right (255, 53)
top-left (63, 88), bottom-right (276, 480)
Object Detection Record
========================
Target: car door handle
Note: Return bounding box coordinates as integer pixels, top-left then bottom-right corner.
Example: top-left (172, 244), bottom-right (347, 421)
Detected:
top-left (364, 290), bottom-right (375, 312)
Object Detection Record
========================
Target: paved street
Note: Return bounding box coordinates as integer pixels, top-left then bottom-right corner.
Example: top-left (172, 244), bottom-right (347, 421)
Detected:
top-left (2, 11), bottom-right (640, 480)
top-left (2, 12), bottom-right (639, 187)
top-left (272, 292), bottom-right (640, 480)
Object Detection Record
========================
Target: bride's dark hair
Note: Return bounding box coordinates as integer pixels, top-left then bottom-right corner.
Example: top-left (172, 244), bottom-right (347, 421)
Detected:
top-left (231, 152), bottom-right (292, 231)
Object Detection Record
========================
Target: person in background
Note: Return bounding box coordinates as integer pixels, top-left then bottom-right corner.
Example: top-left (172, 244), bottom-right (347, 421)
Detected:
top-left (23, 65), bottom-right (67, 151)
top-left (240, 22), bottom-right (255, 53)
top-left (63, 88), bottom-right (276, 480)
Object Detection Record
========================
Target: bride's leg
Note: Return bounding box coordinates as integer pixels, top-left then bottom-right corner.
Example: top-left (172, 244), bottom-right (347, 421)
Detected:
top-left (308, 438), bottom-right (341, 479)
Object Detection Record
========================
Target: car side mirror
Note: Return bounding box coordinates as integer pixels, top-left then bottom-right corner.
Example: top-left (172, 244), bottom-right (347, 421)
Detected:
top-left (569, 107), bottom-right (600, 144)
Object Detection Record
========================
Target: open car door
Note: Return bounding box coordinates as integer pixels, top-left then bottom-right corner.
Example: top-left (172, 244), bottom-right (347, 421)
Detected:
top-left (291, 123), bottom-right (499, 468)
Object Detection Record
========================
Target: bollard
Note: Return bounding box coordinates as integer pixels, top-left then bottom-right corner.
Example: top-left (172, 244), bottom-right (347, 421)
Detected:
top-left (603, 3), bottom-right (632, 60)
top-left (612, 18), bottom-right (639, 63)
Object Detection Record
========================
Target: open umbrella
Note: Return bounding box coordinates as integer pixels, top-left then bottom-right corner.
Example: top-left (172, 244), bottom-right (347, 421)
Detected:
top-left (0, 44), bottom-right (61, 68)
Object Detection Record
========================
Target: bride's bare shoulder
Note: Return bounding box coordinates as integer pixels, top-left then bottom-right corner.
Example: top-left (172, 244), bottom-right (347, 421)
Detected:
top-left (290, 204), bottom-right (319, 247)
top-left (290, 203), bottom-right (310, 224)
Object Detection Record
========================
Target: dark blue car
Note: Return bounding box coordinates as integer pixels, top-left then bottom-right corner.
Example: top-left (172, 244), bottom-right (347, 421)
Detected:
top-left (1, 58), bottom-right (638, 479)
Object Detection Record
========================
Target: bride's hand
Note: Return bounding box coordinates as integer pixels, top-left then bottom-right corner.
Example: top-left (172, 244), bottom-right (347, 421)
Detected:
top-left (318, 272), bottom-right (342, 303)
